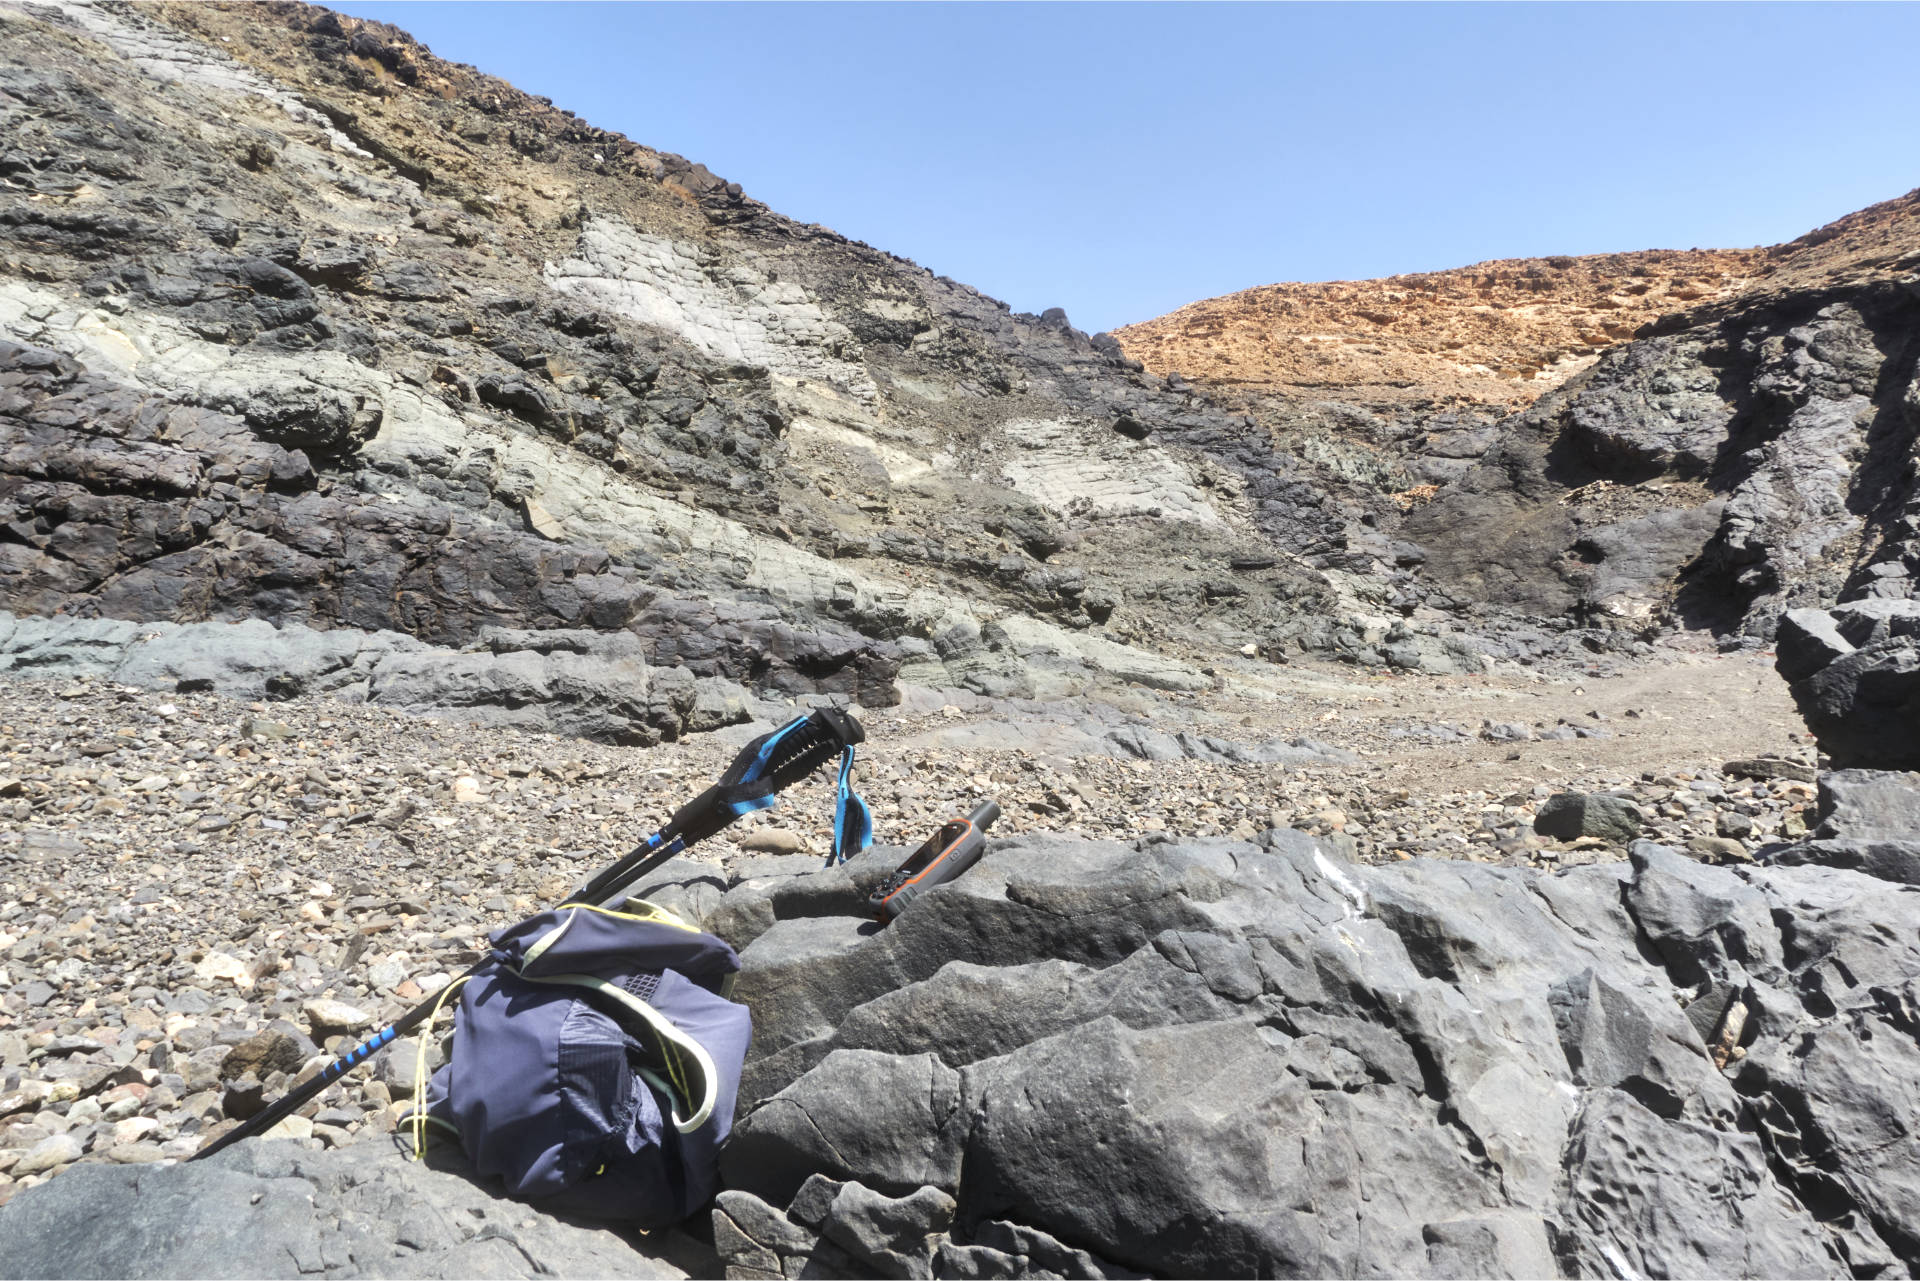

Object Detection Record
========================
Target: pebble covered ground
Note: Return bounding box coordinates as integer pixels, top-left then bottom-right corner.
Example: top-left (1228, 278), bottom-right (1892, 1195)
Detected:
top-left (0, 652), bottom-right (1819, 1203)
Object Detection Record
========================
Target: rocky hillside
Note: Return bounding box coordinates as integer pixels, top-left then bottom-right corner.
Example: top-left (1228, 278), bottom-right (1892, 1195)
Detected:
top-left (1120, 191), bottom-right (1920, 652)
top-left (1116, 248), bottom-right (1764, 411)
top-left (1, 4), bottom-right (1918, 1278)
top-left (16, 0), bottom-right (1904, 718)
top-left (0, 0), bottom-right (1366, 726)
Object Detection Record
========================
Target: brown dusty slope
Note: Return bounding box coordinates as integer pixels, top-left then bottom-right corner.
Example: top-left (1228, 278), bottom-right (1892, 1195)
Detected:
top-left (1114, 249), bottom-right (1764, 411)
top-left (1115, 189), bottom-right (1920, 413)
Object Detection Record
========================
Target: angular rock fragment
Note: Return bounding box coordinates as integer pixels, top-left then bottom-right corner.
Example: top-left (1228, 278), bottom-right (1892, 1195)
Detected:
top-left (1533, 791), bottom-right (1644, 843)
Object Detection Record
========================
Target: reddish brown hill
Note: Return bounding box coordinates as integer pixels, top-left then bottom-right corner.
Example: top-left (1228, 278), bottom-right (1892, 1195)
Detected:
top-left (1116, 189), bottom-right (1920, 415)
top-left (1759, 186), bottom-right (1920, 292)
top-left (1113, 249), bottom-right (1765, 411)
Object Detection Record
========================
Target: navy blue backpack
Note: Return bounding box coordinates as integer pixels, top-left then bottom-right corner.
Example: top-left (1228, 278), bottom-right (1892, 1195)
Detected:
top-left (417, 899), bottom-right (753, 1226)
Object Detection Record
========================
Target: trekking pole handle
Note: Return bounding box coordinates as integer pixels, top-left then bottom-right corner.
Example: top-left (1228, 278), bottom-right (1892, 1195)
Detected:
top-left (193, 708), bottom-right (866, 1162)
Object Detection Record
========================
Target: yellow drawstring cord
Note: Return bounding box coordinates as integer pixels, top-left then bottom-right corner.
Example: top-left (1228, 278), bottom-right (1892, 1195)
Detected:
top-left (406, 900), bottom-right (697, 1159)
top-left (553, 900), bottom-right (699, 932)
top-left (412, 973), bottom-right (473, 1160)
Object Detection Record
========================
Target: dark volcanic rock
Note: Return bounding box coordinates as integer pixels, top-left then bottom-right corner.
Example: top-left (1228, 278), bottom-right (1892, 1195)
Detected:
top-left (692, 831), bottom-right (1916, 1277)
top-left (1763, 766), bottom-right (1920, 886)
top-left (1404, 265), bottom-right (1920, 647)
top-left (0, 1140), bottom-right (698, 1279)
top-left (1533, 790), bottom-right (1645, 843)
top-left (4, 828), bottom-right (1916, 1277)
top-left (1777, 602), bottom-right (1920, 770)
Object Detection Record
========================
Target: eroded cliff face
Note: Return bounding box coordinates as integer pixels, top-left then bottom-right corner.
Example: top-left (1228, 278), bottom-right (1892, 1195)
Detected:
top-left (0, 0), bottom-right (1373, 713)
top-left (3, 0), bottom-right (1913, 711)
top-left (1122, 192), bottom-right (1920, 650)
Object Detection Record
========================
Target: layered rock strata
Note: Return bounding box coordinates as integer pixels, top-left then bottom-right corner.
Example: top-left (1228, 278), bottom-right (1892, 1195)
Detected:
top-left (1121, 192), bottom-right (1920, 659)
top-left (0, 0), bottom-right (1409, 708)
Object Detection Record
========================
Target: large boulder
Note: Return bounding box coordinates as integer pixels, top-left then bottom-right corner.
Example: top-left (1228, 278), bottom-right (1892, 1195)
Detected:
top-left (1776, 602), bottom-right (1920, 771)
top-left (1532, 791), bottom-right (1645, 843)
top-left (1763, 767), bottom-right (1920, 886)
top-left (701, 830), bottom-right (1914, 1277)
top-left (5, 830), bottom-right (1917, 1277)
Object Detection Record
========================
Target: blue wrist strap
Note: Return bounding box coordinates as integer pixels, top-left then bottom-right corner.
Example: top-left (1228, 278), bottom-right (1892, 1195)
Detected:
top-left (829, 744), bottom-right (873, 866)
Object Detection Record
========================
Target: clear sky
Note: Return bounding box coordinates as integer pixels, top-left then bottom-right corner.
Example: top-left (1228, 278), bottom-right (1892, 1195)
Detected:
top-left (326, 2), bottom-right (1920, 335)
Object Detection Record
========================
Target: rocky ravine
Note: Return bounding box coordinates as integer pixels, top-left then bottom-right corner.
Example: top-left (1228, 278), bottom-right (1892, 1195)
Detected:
top-left (1, 2), bottom-right (1918, 1279)
top-left (1119, 189), bottom-right (1920, 659)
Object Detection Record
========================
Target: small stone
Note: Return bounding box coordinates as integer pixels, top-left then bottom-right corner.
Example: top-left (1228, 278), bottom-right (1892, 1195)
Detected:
top-left (105, 1142), bottom-right (167, 1164)
top-left (43, 1036), bottom-right (106, 1058)
top-left (193, 952), bottom-right (253, 989)
top-left (311, 1122), bottom-right (354, 1148)
top-left (739, 829), bottom-right (806, 855)
top-left (222, 1072), bottom-right (267, 1119)
top-left (111, 1116), bottom-right (161, 1145)
top-left (368, 960), bottom-right (408, 990)
top-left (1723, 757), bottom-right (1817, 784)
top-left (1687, 835), bottom-right (1752, 863)
top-left (263, 1114), bottom-right (312, 1140)
top-left (302, 999), bottom-right (372, 1040)
top-left (13, 1133), bottom-right (83, 1176)
top-left (220, 1031), bottom-right (307, 1082)
top-left (0, 1081), bottom-right (54, 1117)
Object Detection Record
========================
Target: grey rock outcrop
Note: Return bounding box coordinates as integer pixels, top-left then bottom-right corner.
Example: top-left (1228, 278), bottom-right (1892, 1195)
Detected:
top-left (634, 828), bottom-right (1919, 1278)
top-left (0, 1139), bottom-right (702, 1279)
top-left (1776, 601), bottom-right (1920, 770)
top-left (0, 610), bottom-right (750, 744)
top-left (1763, 766), bottom-right (1920, 886)
top-left (1403, 249), bottom-right (1920, 649)
top-left (4, 827), bottom-right (1916, 1277)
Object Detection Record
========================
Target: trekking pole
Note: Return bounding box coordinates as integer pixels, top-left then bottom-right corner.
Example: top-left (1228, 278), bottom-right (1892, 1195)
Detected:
top-left (192, 707), bottom-right (866, 1162)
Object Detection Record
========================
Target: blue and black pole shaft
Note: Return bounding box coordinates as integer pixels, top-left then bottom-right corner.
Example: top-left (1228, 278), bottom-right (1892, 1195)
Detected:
top-left (190, 707), bottom-right (865, 1162)
top-left (190, 825), bottom-right (682, 1162)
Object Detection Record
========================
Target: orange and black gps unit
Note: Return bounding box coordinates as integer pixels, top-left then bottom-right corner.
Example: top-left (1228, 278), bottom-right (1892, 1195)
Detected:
top-left (868, 800), bottom-right (1001, 923)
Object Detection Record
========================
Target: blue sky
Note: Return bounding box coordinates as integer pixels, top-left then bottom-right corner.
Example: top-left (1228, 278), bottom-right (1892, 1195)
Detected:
top-left (328, 2), bottom-right (1920, 335)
